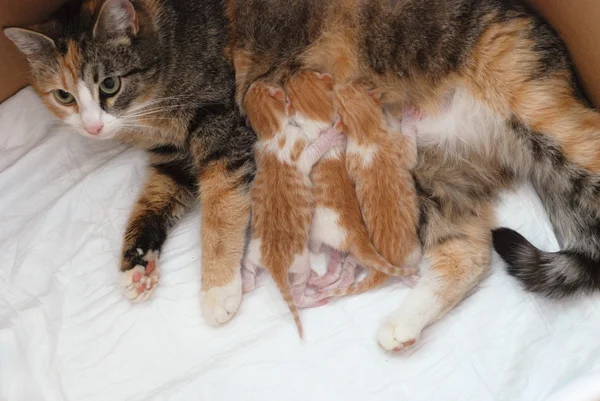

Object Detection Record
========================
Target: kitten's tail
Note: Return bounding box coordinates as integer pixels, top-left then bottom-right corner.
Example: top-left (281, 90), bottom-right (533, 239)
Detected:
top-left (269, 270), bottom-right (303, 338)
top-left (320, 268), bottom-right (389, 299)
top-left (350, 239), bottom-right (419, 277)
top-left (492, 228), bottom-right (600, 297)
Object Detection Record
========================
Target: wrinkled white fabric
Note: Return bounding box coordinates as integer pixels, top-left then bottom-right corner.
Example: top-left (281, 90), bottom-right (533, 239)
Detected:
top-left (1, 88), bottom-right (599, 401)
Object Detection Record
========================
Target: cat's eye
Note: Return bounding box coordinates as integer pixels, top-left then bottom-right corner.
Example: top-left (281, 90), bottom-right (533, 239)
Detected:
top-left (54, 89), bottom-right (75, 105)
top-left (99, 76), bottom-right (121, 96)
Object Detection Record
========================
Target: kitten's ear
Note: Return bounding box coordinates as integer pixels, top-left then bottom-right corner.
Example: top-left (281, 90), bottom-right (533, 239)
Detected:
top-left (93, 0), bottom-right (139, 40)
top-left (268, 87), bottom-right (286, 104)
top-left (334, 114), bottom-right (344, 132)
top-left (368, 89), bottom-right (383, 103)
top-left (4, 28), bottom-right (56, 58)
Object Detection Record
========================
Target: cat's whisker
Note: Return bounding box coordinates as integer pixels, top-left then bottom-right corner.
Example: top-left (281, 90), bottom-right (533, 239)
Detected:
top-left (126, 96), bottom-right (198, 113)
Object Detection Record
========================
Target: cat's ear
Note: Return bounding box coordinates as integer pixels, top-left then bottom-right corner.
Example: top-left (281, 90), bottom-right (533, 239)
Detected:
top-left (93, 0), bottom-right (139, 40)
top-left (368, 88), bottom-right (383, 103)
top-left (334, 114), bottom-right (344, 132)
top-left (4, 28), bottom-right (56, 59)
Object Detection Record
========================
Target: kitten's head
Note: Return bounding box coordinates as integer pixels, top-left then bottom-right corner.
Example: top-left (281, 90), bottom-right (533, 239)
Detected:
top-left (4, 0), bottom-right (160, 140)
top-left (243, 82), bottom-right (287, 139)
top-left (333, 84), bottom-right (385, 134)
top-left (284, 72), bottom-right (334, 139)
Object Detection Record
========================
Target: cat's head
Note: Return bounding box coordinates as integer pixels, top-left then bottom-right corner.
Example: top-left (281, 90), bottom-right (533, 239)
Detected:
top-left (4, 0), bottom-right (160, 140)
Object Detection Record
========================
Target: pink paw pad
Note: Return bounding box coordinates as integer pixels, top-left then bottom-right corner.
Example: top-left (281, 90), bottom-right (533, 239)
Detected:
top-left (393, 339), bottom-right (416, 351)
top-left (122, 254), bottom-right (160, 303)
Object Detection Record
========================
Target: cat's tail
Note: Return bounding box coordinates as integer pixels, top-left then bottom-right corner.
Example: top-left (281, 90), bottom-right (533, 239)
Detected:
top-left (492, 228), bottom-right (600, 297)
top-left (350, 237), bottom-right (418, 277)
top-left (269, 270), bottom-right (303, 338)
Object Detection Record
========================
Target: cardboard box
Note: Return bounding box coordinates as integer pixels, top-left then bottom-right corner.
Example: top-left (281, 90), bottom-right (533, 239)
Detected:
top-left (1, 1), bottom-right (600, 107)
top-left (0, 0), bottom-right (67, 103)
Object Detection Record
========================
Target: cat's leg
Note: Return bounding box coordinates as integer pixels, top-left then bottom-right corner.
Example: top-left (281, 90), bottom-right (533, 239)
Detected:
top-left (198, 160), bottom-right (252, 325)
top-left (463, 19), bottom-right (600, 174)
top-left (121, 166), bottom-right (195, 302)
top-left (297, 130), bottom-right (345, 175)
top-left (377, 205), bottom-right (492, 351)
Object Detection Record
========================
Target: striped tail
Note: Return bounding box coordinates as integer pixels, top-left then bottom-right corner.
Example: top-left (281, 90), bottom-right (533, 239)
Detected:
top-left (492, 228), bottom-right (600, 297)
top-left (270, 270), bottom-right (303, 338)
top-left (350, 237), bottom-right (418, 277)
top-left (319, 269), bottom-right (389, 299)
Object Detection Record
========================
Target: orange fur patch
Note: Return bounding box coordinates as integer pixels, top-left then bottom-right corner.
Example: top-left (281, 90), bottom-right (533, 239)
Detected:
top-left (243, 82), bottom-right (286, 140)
top-left (199, 161), bottom-right (251, 288)
top-left (334, 84), bottom-right (421, 268)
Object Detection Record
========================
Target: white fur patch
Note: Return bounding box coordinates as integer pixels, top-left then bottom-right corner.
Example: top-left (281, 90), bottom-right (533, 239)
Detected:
top-left (258, 124), bottom-right (307, 166)
top-left (346, 141), bottom-right (378, 168)
top-left (63, 80), bottom-right (120, 140)
top-left (310, 207), bottom-right (347, 249)
top-left (414, 87), bottom-right (505, 153)
top-left (77, 81), bottom-right (103, 129)
top-left (292, 114), bottom-right (330, 141)
top-left (201, 271), bottom-right (243, 326)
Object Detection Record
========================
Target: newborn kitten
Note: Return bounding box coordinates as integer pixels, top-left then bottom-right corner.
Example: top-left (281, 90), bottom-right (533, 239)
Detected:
top-left (330, 84), bottom-right (422, 295)
top-left (243, 81), bottom-right (342, 336)
top-left (284, 72), bottom-right (416, 301)
top-left (316, 105), bottom-right (423, 299)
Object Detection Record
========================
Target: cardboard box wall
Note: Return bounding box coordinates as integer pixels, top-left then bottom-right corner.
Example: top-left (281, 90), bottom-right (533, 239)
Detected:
top-left (1, 0), bottom-right (600, 107)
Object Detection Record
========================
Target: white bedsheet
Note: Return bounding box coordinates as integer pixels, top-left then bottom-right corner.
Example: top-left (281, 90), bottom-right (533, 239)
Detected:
top-left (1, 88), bottom-right (600, 401)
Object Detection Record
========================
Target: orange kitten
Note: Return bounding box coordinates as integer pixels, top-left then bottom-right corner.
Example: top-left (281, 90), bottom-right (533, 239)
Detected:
top-left (242, 81), bottom-right (342, 336)
top-left (319, 84), bottom-right (421, 298)
top-left (285, 72), bottom-right (416, 301)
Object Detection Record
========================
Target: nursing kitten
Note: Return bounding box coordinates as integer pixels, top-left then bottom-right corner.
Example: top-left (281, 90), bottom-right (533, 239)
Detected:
top-left (243, 81), bottom-right (342, 336)
top-left (228, 0), bottom-right (600, 349)
top-left (314, 84), bottom-right (421, 299)
top-left (284, 72), bottom-right (415, 295)
top-left (5, 0), bottom-right (255, 324)
top-left (315, 102), bottom-right (423, 300)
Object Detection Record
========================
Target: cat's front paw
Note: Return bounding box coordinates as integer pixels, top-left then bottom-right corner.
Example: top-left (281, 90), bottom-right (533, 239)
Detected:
top-left (120, 249), bottom-right (160, 303)
top-left (201, 272), bottom-right (242, 326)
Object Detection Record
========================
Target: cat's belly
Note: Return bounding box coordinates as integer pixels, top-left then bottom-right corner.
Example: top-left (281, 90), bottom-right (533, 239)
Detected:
top-left (414, 87), bottom-right (507, 155)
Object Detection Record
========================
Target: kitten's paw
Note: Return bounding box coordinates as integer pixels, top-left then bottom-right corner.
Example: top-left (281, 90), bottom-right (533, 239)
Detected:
top-left (201, 273), bottom-right (242, 326)
top-left (402, 105), bottom-right (422, 122)
top-left (121, 250), bottom-right (160, 303)
top-left (401, 274), bottom-right (420, 288)
top-left (377, 318), bottom-right (419, 351)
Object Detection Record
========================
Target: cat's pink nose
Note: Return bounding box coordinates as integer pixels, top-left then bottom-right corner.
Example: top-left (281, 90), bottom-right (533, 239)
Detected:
top-left (84, 122), bottom-right (103, 135)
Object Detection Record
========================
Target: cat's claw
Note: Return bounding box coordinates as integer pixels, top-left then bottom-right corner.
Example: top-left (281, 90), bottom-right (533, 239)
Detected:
top-left (121, 253), bottom-right (160, 303)
top-left (201, 272), bottom-right (243, 326)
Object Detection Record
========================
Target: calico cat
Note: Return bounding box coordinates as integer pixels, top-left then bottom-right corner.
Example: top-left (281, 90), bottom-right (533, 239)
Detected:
top-left (227, 0), bottom-right (600, 350)
top-left (243, 80), bottom-right (342, 336)
top-left (4, 0), bottom-right (256, 325)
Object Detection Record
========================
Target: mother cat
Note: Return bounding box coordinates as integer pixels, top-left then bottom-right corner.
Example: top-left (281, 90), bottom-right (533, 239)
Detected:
top-left (7, 0), bottom-right (600, 349)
